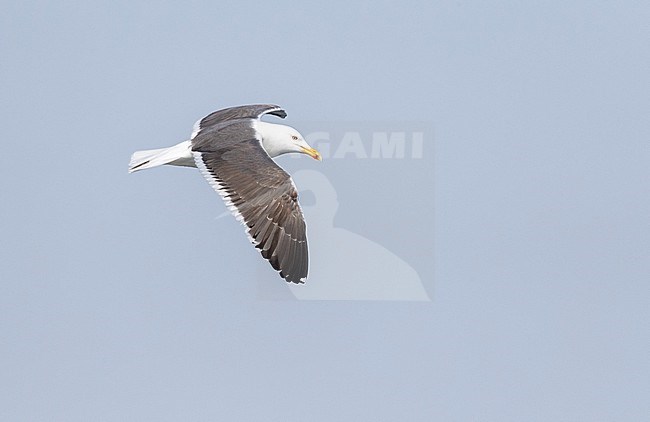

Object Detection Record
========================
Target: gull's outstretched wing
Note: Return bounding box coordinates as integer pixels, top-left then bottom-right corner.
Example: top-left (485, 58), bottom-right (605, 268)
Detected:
top-left (191, 104), bottom-right (286, 139)
top-left (193, 139), bottom-right (308, 283)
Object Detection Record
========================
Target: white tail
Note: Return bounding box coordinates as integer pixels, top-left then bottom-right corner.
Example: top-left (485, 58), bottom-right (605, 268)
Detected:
top-left (128, 140), bottom-right (195, 173)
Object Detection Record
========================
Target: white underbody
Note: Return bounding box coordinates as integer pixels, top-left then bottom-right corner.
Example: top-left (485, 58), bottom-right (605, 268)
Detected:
top-left (128, 121), bottom-right (300, 173)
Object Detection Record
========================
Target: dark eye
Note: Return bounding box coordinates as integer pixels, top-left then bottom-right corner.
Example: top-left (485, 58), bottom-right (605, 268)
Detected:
top-left (291, 135), bottom-right (298, 140)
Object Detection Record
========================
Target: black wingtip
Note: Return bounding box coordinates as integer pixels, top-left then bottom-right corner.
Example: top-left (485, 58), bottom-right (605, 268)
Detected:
top-left (281, 271), bottom-right (306, 284)
top-left (270, 109), bottom-right (287, 119)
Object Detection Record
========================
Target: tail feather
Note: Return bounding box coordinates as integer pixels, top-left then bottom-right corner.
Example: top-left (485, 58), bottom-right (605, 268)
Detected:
top-left (128, 141), bottom-right (194, 173)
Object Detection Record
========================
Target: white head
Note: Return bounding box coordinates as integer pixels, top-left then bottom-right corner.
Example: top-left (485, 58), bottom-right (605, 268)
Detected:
top-left (254, 121), bottom-right (322, 160)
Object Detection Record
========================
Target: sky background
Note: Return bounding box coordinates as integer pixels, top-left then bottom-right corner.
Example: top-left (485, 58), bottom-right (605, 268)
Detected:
top-left (1, 1), bottom-right (649, 420)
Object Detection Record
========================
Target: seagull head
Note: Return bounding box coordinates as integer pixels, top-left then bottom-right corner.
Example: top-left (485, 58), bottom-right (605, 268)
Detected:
top-left (256, 121), bottom-right (322, 160)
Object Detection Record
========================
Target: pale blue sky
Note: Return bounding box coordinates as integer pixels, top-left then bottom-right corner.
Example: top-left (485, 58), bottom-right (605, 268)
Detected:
top-left (1, 1), bottom-right (649, 420)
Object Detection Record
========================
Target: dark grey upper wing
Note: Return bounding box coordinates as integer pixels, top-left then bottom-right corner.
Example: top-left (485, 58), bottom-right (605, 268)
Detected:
top-left (192, 139), bottom-right (308, 283)
top-left (191, 104), bottom-right (286, 139)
